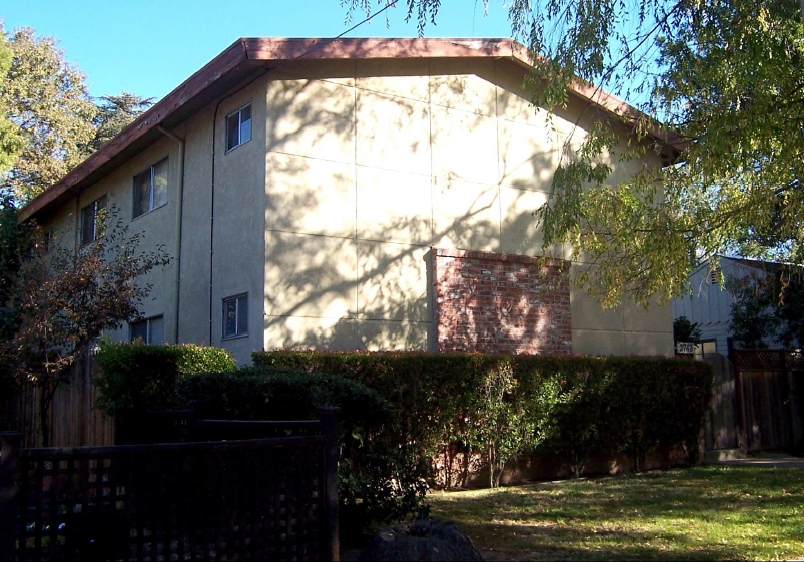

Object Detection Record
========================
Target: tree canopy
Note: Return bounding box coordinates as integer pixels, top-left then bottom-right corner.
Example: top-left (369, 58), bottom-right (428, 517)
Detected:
top-left (0, 207), bottom-right (170, 445)
top-left (730, 266), bottom-right (804, 349)
top-left (347, 0), bottom-right (804, 306)
top-left (0, 34), bottom-right (22, 176)
top-left (0, 24), bottom-right (153, 203)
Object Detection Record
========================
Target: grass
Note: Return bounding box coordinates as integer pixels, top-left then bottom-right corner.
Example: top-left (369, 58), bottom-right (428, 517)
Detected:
top-left (427, 466), bottom-right (804, 561)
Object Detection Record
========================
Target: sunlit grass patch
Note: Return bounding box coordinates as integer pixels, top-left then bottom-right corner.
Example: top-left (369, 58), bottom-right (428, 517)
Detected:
top-left (428, 466), bottom-right (804, 560)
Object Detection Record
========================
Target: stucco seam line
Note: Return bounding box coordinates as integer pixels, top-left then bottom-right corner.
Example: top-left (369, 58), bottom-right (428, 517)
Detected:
top-left (353, 80), bottom-right (359, 243)
top-left (434, 248), bottom-right (570, 268)
top-left (265, 227), bottom-right (385, 244)
top-left (354, 163), bottom-right (433, 180)
top-left (352, 82), bottom-right (430, 106)
top-left (266, 150), bottom-right (356, 168)
top-left (428, 58), bottom-right (436, 246)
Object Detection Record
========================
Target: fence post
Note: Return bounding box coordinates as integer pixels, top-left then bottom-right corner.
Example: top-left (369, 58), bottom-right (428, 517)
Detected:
top-left (318, 407), bottom-right (340, 562)
top-left (0, 432), bottom-right (22, 562)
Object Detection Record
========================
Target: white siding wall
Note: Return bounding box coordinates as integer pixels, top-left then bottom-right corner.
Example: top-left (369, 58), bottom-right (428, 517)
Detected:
top-left (672, 257), bottom-right (770, 353)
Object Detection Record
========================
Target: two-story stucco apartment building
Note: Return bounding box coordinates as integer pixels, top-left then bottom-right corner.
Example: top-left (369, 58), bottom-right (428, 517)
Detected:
top-left (20, 38), bottom-right (678, 365)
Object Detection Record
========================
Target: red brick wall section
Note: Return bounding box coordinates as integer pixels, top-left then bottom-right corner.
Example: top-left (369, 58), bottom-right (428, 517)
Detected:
top-left (432, 248), bottom-right (572, 355)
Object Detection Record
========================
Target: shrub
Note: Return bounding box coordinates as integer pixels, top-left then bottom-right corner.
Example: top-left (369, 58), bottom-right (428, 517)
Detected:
top-left (176, 368), bottom-right (429, 533)
top-left (92, 341), bottom-right (235, 426)
top-left (253, 351), bottom-right (714, 484)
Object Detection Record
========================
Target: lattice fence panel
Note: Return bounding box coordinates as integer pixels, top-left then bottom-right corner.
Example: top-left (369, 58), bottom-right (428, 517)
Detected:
top-left (13, 437), bottom-right (328, 561)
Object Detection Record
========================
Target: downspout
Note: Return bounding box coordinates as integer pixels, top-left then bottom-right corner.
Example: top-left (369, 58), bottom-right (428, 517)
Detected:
top-left (73, 197), bottom-right (80, 258)
top-left (156, 125), bottom-right (185, 345)
top-left (208, 65), bottom-right (270, 345)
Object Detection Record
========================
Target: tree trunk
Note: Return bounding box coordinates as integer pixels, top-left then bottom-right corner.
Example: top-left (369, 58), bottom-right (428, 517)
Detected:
top-left (39, 371), bottom-right (49, 448)
top-left (488, 443), bottom-right (495, 488)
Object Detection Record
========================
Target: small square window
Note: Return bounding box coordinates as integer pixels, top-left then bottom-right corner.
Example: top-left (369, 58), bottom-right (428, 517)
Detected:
top-left (133, 158), bottom-right (168, 218)
top-left (222, 293), bottom-right (248, 339)
top-left (130, 315), bottom-right (164, 345)
top-left (225, 103), bottom-right (251, 152)
top-left (79, 196), bottom-right (107, 245)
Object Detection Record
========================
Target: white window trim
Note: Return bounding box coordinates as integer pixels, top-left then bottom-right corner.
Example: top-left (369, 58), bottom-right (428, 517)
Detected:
top-left (79, 196), bottom-right (107, 246)
top-left (224, 102), bottom-right (252, 153)
top-left (132, 158), bottom-right (168, 219)
top-left (222, 293), bottom-right (248, 340)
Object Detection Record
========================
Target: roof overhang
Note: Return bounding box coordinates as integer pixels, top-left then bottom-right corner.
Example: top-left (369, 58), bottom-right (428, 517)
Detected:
top-left (20, 37), bottom-right (683, 222)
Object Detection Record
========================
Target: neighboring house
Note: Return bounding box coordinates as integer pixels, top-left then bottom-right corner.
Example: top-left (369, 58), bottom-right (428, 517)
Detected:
top-left (672, 255), bottom-right (777, 355)
top-left (21, 37), bottom-right (679, 365)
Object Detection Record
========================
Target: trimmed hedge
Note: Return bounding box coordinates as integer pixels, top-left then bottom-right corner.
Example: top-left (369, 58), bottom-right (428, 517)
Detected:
top-left (175, 369), bottom-right (429, 531)
top-left (93, 341), bottom-right (236, 423)
top-left (253, 351), bottom-right (714, 485)
top-left (92, 345), bottom-right (429, 531)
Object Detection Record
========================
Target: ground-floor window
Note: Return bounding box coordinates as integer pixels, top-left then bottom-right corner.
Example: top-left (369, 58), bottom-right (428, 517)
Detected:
top-left (223, 293), bottom-right (248, 339)
top-left (130, 315), bottom-right (164, 345)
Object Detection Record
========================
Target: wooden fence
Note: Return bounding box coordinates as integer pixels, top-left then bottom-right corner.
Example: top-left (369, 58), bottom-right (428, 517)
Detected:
top-left (703, 354), bottom-right (740, 452)
top-left (0, 409), bottom-right (341, 562)
top-left (732, 349), bottom-right (804, 452)
top-left (8, 354), bottom-right (114, 449)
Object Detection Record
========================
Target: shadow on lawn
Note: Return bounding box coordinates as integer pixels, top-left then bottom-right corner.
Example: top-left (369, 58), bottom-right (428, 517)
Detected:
top-left (429, 467), bottom-right (804, 561)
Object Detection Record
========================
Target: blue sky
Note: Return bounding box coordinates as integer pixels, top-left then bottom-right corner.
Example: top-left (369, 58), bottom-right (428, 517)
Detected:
top-left (2, 1), bottom-right (515, 101)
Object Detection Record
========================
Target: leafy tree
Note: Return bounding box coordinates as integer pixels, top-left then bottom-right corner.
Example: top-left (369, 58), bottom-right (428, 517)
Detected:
top-left (0, 194), bottom-right (25, 425)
top-left (673, 316), bottom-right (702, 345)
top-left (0, 25), bottom-right (97, 202)
top-left (0, 208), bottom-right (170, 446)
top-left (88, 92), bottom-right (154, 152)
top-left (346, 0), bottom-right (804, 306)
top-left (730, 268), bottom-right (804, 349)
top-left (0, 35), bottom-right (23, 174)
top-left (0, 25), bottom-right (152, 203)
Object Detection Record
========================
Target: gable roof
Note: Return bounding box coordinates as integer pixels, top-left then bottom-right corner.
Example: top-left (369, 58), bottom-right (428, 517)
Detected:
top-left (690, 255), bottom-right (781, 278)
top-left (19, 37), bottom-right (683, 222)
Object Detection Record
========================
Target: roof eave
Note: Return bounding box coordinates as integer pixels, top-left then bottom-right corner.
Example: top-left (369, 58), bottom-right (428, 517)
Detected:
top-left (20, 37), bottom-right (681, 222)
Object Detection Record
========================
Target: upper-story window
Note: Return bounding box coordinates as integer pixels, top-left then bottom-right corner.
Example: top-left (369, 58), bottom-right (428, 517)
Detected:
top-left (79, 196), bottom-right (107, 245)
top-left (225, 103), bottom-right (251, 152)
top-left (133, 158), bottom-right (168, 219)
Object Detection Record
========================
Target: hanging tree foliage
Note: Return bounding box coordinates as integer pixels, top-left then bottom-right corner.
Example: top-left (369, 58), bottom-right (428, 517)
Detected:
top-left (346, 0), bottom-right (804, 306)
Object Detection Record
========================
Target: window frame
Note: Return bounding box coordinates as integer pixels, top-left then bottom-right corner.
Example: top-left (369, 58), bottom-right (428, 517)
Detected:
top-left (79, 196), bottom-right (107, 246)
top-left (222, 293), bottom-right (248, 340)
top-left (225, 102), bottom-right (252, 153)
top-left (129, 314), bottom-right (165, 345)
top-left (132, 158), bottom-right (168, 219)
top-left (42, 230), bottom-right (53, 253)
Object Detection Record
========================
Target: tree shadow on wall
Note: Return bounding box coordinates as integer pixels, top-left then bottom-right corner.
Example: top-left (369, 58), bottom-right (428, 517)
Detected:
top-left (259, 60), bottom-right (569, 352)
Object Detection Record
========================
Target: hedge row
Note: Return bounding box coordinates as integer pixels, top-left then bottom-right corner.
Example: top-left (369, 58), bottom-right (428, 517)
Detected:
top-left (174, 369), bottom-right (428, 531)
top-left (92, 345), bottom-right (713, 527)
top-left (93, 341), bottom-right (236, 421)
top-left (253, 351), bottom-right (714, 485)
top-left (92, 344), bottom-right (428, 531)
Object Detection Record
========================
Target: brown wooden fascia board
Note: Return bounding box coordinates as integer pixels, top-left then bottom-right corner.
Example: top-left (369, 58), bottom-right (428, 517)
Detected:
top-left (242, 37), bottom-right (517, 61)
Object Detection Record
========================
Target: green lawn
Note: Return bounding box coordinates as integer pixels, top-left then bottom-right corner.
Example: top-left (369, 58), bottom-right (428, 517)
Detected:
top-left (428, 466), bottom-right (804, 560)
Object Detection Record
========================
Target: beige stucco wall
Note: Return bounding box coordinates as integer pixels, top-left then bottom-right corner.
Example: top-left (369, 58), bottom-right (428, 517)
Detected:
top-left (37, 136), bottom-right (181, 347)
top-left (261, 57), bottom-right (673, 356)
top-left (36, 54), bottom-right (672, 364)
top-left (35, 78), bottom-right (271, 365)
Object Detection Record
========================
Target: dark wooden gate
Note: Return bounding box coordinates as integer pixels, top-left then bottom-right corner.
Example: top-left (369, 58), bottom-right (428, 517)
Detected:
top-left (732, 349), bottom-right (804, 452)
top-left (703, 354), bottom-right (740, 452)
top-left (0, 410), bottom-right (340, 562)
